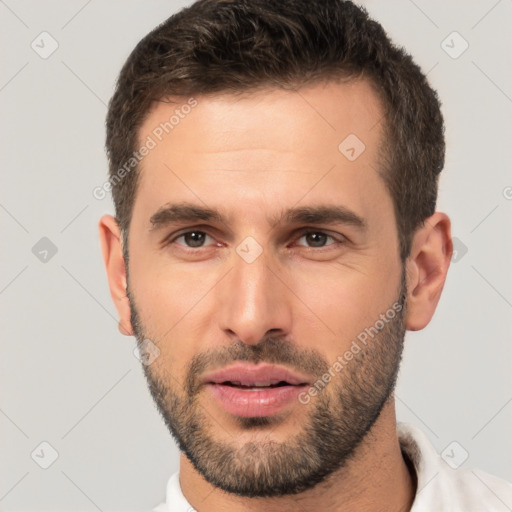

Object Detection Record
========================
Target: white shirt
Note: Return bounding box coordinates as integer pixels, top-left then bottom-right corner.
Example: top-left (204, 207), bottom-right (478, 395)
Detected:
top-left (152, 422), bottom-right (512, 511)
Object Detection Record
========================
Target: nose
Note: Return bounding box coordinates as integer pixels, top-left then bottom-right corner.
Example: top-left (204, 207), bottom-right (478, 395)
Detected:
top-left (217, 248), bottom-right (293, 346)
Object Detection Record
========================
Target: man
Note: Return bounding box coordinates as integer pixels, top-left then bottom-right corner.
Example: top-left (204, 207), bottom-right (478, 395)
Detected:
top-left (99, 0), bottom-right (512, 510)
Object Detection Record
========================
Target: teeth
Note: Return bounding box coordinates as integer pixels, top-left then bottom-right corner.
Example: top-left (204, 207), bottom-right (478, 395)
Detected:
top-left (253, 381), bottom-right (272, 387)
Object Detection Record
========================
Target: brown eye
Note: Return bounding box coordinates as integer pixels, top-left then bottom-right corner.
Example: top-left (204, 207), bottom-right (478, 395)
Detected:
top-left (173, 231), bottom-right (214, 248)
top-left (296, 231), bottom-right (337, 248)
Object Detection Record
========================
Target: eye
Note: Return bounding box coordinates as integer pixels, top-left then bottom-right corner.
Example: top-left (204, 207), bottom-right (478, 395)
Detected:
top-left (173, 230), bottom-right (215, 248)
top-left (294, 231), bottom-right (340, 248)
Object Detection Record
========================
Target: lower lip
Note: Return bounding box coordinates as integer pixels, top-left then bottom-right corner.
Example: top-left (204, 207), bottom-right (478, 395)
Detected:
top-left (205, 383), bottom-right (306, 417)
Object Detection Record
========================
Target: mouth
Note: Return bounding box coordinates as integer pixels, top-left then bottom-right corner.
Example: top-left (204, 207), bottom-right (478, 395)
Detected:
top-left (202, 363), bottom-right (310, 417)
top-left (203, 363), bottom-right (310, 388)
top-left (219, 380), bottom-right (295, 389)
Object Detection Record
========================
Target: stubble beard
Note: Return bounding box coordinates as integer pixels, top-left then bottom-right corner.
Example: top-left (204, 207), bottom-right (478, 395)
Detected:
top-left (129, 275), bottom-right (407, 497)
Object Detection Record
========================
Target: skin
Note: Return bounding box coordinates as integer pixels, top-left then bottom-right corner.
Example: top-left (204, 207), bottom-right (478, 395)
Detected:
top-left (99, 79), bottom-right (453, 511)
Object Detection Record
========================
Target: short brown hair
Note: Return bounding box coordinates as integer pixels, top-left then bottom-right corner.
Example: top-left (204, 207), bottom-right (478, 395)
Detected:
top-left (105, 0), bottom-right (445, 260)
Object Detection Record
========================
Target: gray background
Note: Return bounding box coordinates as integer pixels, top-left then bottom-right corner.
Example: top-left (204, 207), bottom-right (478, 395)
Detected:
top-left (1, 0), bottom-right (511, 510)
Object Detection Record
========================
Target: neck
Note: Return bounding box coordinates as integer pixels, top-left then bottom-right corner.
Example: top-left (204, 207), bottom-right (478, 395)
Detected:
top-left (179, 397), bottom-right (416, 512)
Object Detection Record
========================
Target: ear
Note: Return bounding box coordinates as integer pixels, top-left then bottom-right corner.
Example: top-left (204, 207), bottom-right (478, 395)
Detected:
top-left (98, 215), bottom-right (134, 336)
top-left (404, 212), bottom-right (453, 331)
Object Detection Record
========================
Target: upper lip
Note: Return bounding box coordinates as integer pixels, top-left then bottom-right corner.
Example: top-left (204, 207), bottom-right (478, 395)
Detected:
top-left (202, 363), bottom-right (311, 386)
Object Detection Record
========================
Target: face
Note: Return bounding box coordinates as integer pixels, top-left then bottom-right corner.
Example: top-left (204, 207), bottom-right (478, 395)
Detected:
top-left (126, 80), bottom-right (407, 496)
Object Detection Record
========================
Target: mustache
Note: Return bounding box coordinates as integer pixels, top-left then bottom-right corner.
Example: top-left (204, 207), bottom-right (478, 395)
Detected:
top-left (185, 336), bottom-right (330, 397)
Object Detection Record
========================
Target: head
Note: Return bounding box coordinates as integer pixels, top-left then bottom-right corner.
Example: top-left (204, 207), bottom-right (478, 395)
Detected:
top-left (100, 0), bottom-right (452, 498)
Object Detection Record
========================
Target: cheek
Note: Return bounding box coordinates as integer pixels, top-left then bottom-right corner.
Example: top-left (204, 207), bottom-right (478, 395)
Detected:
top-left (129, 258), bottom-right (222, 366)
top-left (290, 263), bottom-right (400, 352)
top-left (130, 243), bottom-right (210, 316)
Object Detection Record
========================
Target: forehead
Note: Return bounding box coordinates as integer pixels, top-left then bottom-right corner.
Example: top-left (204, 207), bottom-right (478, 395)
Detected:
top-left (132, 79), bottom-right (389, 230)
top-left (139, 78), bottom-right (383, 155)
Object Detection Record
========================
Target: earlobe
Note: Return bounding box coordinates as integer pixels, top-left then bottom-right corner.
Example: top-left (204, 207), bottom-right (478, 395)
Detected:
top-left (98, 215), bottom-right (134, 337)
top-left (404, 212), bottom-right (453, 331)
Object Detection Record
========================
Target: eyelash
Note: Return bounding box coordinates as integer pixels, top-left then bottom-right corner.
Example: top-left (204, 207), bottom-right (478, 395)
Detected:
top-left (165, 229), bottom-right (345, 252)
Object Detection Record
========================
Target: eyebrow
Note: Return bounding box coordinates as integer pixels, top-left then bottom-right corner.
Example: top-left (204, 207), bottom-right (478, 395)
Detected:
top-left (149, 202), bottom-right (367, 231)
top-left (149, 203), bottom-right (224, 230)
